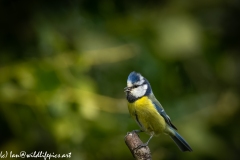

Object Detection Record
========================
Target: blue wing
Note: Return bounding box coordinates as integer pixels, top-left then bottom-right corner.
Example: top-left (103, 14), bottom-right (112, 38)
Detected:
top-left (149, 94), bottom-right (178, 130)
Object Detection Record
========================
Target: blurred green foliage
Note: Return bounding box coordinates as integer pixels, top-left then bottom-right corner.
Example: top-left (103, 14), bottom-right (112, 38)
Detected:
top-left (0, 0), bottom-right (240, 160)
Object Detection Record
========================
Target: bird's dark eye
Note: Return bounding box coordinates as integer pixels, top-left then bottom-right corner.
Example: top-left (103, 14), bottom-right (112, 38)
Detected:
top-left (133, 85), bottom-right (139, 88)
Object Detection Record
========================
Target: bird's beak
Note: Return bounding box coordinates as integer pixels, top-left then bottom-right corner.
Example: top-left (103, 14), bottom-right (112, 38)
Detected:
top-left (124, 87), bottom-right (130, 92)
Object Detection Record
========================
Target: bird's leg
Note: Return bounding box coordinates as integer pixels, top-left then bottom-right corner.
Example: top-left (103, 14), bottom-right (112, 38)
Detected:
top-left (134, 134), bottom-right (154, 150)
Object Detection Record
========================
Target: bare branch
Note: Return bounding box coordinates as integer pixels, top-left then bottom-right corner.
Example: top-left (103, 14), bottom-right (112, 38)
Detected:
top-left (125, 131), bottom-right (152, 160)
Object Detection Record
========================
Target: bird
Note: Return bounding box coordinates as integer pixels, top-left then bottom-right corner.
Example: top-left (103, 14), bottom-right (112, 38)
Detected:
top-left (124, 71), bottom-right (192, 152)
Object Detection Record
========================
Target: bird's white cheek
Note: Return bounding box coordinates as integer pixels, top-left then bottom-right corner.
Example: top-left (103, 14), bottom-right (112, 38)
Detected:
top-left (131, 87), bottom-right (146, 98)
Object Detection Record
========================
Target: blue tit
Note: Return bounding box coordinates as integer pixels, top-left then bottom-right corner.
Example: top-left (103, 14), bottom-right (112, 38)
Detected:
top-left (124, 71), bottom-right (192, 152)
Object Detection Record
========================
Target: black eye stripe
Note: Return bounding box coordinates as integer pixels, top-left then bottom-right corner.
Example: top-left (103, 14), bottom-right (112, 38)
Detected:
top-left (132, 85), bottom-right (140, 88)
top-left (134, 82), bottom-right (146, 87)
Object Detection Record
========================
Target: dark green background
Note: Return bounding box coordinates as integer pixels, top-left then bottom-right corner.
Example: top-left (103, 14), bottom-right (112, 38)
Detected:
top-left (0, 0), bottom-right (240, 159)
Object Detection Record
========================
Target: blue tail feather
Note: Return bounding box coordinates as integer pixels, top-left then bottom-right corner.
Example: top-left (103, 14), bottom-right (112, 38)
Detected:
top-left (170, 130), bottom-right (193, 152)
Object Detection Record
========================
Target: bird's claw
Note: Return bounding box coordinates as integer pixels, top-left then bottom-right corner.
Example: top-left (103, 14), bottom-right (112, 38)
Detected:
top-left (134, 143), bottom-right (148, 150)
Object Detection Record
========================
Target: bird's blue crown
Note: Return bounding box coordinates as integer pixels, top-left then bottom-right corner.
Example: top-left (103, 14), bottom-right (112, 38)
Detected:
top-left (127, 71), bottom-right (141, 83)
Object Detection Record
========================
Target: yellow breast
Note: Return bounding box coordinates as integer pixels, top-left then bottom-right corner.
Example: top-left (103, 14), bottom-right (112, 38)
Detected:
top-left (128, 96), bottom-right (166, 135)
